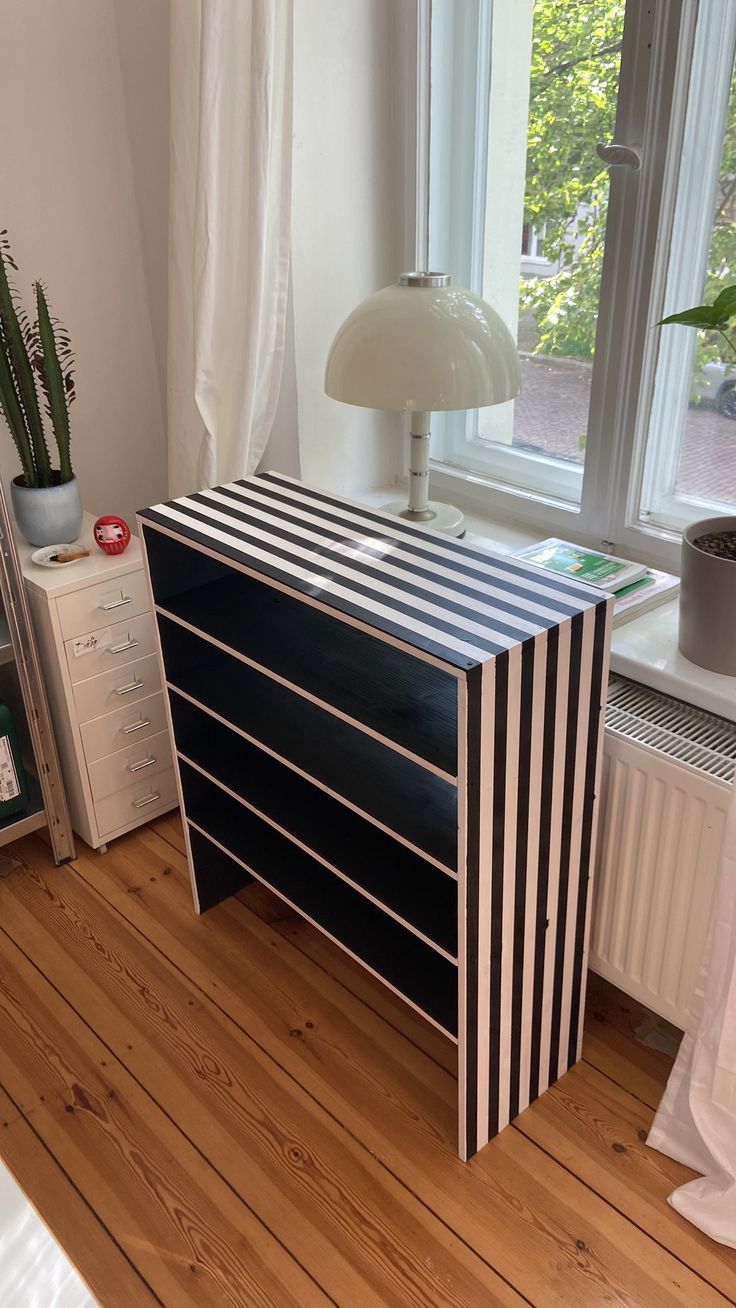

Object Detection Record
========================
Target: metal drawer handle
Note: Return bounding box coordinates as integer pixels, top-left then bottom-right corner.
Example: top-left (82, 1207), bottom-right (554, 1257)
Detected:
top-left (129, 755), bottom-right (156, 773)
top-left (109, 637), bottom-right (139, 655)
top-left (122, 717), bottom-right (151, 735)
top-left (99, 595), bottom-right (134, 612)
top-left (132, 791), bottom-right (161, 809)
top-left (116, 677), bottom-right (145, 696)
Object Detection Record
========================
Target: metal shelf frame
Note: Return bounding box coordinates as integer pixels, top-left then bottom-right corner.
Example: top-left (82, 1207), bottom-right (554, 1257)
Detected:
top-left (0, 477), bottom-right (74, 862)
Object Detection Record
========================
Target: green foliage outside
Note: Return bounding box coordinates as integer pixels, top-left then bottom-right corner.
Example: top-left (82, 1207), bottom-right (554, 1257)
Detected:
top-left (521, 0), bottom-right (736, 369)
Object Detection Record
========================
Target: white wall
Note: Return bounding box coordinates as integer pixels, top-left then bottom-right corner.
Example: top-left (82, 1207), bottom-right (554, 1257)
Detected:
top-left (0, 0), bottom-right (411, 515)
top-left (289, 0), bottom-right (412, 494)
top-left (0, 0), bottom-right (169, 529)
top-left (261, 278), bottom-right (301, 478)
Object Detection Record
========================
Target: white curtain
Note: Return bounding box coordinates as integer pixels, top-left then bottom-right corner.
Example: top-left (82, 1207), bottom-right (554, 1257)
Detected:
top-left (168, 0), bottom-right (293, 497)
top-left (648, 778), bottom-right (736, 1248)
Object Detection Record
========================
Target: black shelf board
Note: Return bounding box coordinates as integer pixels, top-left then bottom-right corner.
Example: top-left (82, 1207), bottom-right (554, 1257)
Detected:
top-left (156, 570), bottom-right (458, 775)
top-left (159, 616), bottom-right (458, 871)
top-left (171, 693), bottom-right (457, 955)
top-left (185, 805), bottom-right (458, 1037)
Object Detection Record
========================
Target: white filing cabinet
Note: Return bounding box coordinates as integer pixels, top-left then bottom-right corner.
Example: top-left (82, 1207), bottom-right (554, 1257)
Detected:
top-left (18, 513), bottom-right (177, 850)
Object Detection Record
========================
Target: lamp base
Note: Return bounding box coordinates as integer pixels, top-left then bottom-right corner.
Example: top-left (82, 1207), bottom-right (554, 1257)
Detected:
top-left (381, 499), bottom-right (465, 538)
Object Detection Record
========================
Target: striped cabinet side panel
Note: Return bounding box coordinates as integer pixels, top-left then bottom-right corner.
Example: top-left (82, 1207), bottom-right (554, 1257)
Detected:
top-left (460, 598), bottom-right (611, 1160)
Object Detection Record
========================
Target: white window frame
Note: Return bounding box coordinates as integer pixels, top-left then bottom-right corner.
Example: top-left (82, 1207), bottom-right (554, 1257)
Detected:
top-left (421, 0), bottom-right (699, 572)
top-left (639, 0), bottom-right (736, 533)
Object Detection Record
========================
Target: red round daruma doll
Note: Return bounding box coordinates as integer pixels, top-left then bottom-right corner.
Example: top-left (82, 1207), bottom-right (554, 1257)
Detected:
top-left (93, 515), bottom-right (131, 556)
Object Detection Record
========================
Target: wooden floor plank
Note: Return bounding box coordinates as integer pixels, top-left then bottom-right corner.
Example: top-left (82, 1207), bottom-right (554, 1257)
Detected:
top-left (3, 836), bottom-right (522, 1308)
top-left (582, 974), bottom-right (680, 1108)
top-left (150, 813), bottom-right (187, 855)
top-left (248, 873), bottom-right (735, 1303)
top-left (0, 920), bottom-right (330, 1308)
top-left (64, 827), bottom-right (732, 1307)
top-left (0, 1080), bottom-right (160, 1308)
top-left (515, 1061), bottom-right (736, 1300)
top-left (84, 827), bottom-right (458, 1143)
top-left (244, 876), bottom-right (736, 1298)
top-left (240, 879), bottom-right (458, 1074)
top-left (152, 809), bottom-right (455, 1073)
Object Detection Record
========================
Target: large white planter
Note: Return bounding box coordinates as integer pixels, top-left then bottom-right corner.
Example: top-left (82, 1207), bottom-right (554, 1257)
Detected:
top-left (679, 515), bottom-right (736, 677)
top-left (11, 474), bottom-right (83, 547)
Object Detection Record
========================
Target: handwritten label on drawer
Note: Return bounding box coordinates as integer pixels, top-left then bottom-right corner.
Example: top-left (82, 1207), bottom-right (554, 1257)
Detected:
top-left (73, 627), bottom-right (112, 658)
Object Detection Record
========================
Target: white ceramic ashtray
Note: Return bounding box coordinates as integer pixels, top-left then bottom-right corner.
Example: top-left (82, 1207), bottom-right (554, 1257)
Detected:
top-left (31, 544), bottom-right (90, 568)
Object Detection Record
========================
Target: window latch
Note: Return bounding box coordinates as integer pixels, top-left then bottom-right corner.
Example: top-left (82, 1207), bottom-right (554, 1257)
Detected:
top-left (596, 142), bottom-right (641, 170)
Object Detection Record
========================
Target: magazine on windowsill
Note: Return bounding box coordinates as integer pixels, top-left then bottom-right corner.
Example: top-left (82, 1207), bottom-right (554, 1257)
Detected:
top-left (513, 538), bottom-right (648, 591)
top-left (611, 568), bottom-right (680, 626)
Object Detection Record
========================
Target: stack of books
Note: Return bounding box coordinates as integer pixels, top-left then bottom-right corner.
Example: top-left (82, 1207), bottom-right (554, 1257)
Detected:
top-left (512, 538), bottom-right (679, 627)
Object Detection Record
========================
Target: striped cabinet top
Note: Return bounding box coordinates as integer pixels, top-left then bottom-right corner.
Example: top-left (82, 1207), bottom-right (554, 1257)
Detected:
top-left (138, 473), bottom-right (609, 671)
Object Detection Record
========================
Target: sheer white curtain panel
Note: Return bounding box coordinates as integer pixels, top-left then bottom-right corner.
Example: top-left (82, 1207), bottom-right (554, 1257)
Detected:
top-left (648, 779), bottom-right (736, 1248)
top-left (168, 0), bottom-right (293, 496)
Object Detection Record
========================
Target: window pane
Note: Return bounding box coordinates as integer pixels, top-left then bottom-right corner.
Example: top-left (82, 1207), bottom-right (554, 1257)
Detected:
top-left (475, 0), bottom-right (625, 481)
top-left (641, 6), bottom-right (736, 528)
top-left (667, 52), bottom-right (736, 510)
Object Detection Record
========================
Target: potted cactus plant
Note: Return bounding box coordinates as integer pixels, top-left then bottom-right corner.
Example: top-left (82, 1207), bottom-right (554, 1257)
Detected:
top-left (659, 286), bottom-right (736, 676)
top-left (0, 230), bottom-right (81, 546)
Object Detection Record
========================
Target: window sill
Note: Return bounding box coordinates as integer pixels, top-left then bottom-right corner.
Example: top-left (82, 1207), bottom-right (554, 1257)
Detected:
top-left (608, 599), bottom-right (735, 724)
top-left (356, 488), bottom-right (736, 724)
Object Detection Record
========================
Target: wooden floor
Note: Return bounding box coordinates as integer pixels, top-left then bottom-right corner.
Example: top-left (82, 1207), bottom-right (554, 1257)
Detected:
top-left (0, 817), bottom-right (734, 1307)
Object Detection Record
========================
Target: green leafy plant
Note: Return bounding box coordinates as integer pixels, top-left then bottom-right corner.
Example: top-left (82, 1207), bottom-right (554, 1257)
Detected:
top-left (658, 285), bottom-right (736, 360)
top-left (520, 0), bottom-right (736, 363)
top-left (0, 230), bottom-right (76, 488)
top-left (519, 0), bottom-right (626, 360)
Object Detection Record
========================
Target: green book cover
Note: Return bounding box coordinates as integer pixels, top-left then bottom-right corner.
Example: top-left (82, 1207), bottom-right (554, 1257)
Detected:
top-left (514, 538), bottom-right (647, 591)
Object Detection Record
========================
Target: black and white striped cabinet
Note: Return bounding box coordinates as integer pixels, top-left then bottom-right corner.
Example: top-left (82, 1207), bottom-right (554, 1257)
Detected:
top-left (138, 474), bottom-right (612, 1161)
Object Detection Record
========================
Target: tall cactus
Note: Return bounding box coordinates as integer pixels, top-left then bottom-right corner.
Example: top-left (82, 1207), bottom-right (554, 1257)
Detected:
top-left (0, 235), bottom-right (52, 486)
top-left (0, 232), bottom-right (76, 489)
top-left (0, 317), bottom-right (36, 484)
top-left (35, 282), bottom-right (74, 483)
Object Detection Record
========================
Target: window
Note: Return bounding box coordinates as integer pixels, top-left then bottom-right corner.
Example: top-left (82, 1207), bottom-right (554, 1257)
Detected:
top-left (640, 3), bottom-right (736, 531)
top-left (425, 0), bottom-right (736, 569)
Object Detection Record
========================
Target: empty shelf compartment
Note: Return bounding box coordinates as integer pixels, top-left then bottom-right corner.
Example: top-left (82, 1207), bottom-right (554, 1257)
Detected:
top-left (144, 526), bottom-right (458, 774)
top-left (171, 693), bottom-right (457, 955)
top-left (159, 616), bottom-right (458, 871)
top-left (185, 801), bottom-right (458, 1036)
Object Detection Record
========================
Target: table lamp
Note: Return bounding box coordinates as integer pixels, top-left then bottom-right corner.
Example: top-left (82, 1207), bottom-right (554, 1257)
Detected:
top-left (324, 272), bottom-right (521, 536)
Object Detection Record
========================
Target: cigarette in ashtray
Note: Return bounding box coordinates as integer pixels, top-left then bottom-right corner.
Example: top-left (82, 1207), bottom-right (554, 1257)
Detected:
top-left (51, 548), bottom-right (90, 563)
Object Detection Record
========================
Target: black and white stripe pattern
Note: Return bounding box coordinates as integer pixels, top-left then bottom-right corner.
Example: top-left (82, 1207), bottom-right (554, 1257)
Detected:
top-left (140, 472), bottom-right (612, 1162)
top-left (460, 598), bottom-right (611, 1159)
top-left (140, 473), bottom-right (604, 671)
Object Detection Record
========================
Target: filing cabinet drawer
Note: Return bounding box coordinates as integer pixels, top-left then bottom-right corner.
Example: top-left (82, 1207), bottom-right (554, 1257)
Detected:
top-left (72, 653), bottom-right (160, 724)
top-left (21, 517), bottom-right (176, 851)
top-left (87, 730), bottom-right (173, 802)
top-left (56, 568), bottom-right (150, 641)
top-left (65, 611), bottom-right (157, 684)
top-left (95, 767), bottom-right (178, 839)
top-left (80, 691), bottom-right (169, 762)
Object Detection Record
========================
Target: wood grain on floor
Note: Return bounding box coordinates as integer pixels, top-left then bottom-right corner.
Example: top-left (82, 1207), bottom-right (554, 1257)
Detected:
top-left (0, 816), bottom-right (732, 1308)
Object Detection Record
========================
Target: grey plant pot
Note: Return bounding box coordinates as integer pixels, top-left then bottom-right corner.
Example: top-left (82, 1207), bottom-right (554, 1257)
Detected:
top-left (11, 474), bottom-right (83, 547)
top-left (678, 515), bottom-right (736, 677)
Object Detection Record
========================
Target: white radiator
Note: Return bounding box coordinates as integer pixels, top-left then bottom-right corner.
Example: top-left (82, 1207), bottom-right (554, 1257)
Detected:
top-left (590, 676), bottom-right (735, 1030)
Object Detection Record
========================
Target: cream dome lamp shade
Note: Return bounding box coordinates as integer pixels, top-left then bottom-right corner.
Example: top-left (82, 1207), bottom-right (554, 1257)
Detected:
top-left (324, 272), bottom-right (521, 536)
